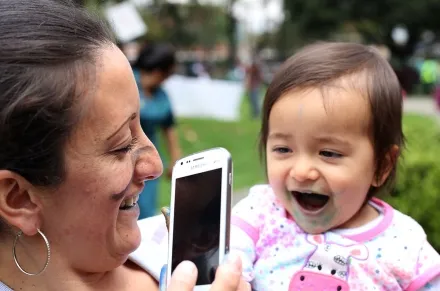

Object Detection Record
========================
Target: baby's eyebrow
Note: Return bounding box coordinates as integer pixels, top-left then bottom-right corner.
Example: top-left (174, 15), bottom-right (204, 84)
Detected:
top-left (313, 136), bottom-right (351, 146)
top-left (268, 132), bottom-right (292, 140)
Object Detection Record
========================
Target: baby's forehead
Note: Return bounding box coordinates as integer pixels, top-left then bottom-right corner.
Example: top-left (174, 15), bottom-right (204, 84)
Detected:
top-left (272, 84), bottom-right (372, 135)
top-left (323, 75), bottom-right (373, 130)
top-left (321, 87), bottom-right (371, 127)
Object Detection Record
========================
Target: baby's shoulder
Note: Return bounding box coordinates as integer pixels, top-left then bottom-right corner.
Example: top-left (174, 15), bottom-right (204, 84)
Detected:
top-left (366, 206), bottom-right (428, 267)
top-left (233, 184), bottom-right (281, 213)
top-left (232, 184), bottom-right (287, 227)
top-left (386, 207), bottom-right (426, 240)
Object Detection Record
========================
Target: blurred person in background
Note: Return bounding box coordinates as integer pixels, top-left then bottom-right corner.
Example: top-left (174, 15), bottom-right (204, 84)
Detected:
top-left (435, 78), bottom-right (440, 111)
top-left (245, 55), bottom-right (263, 119)
top-left (133, 43), bottom-right (182, 219)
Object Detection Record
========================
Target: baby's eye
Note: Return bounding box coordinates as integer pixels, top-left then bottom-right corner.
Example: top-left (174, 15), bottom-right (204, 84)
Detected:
top-left (320, 150), bottom-right (342, 158)
top-left (273, 147), bottom-right (292, 154)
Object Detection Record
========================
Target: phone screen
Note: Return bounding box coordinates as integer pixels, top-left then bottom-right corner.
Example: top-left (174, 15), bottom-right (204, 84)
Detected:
top-left (171, 168), bottom-right (222, 285)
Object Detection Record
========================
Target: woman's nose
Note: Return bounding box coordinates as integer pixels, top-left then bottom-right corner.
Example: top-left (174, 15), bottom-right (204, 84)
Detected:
top-left (135, 142), bottom-right (163, 182)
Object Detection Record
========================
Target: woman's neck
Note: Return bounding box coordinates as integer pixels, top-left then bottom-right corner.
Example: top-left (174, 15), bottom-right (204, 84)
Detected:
top-left (0, 241), bottom-right (158, 291)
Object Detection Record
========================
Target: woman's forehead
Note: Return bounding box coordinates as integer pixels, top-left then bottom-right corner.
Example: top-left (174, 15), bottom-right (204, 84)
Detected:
top-left (73, 47), bottom-right (140, 142)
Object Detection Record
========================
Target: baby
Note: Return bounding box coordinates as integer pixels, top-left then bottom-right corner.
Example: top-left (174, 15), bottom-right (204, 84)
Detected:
top-left (231, 42), bottom-right (440, 290)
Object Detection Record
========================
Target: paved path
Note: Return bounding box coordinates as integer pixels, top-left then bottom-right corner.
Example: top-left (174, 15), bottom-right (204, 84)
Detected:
top-left (403, 97), bottom-right (439, 118)
top-left (232, 97), bottom-right (439, 206)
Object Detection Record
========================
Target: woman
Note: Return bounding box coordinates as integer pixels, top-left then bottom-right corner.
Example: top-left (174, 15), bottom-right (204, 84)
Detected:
top-left (133, 43), bottom-right (182, 219)
top-left (0, 1), bottom-right (248, 290)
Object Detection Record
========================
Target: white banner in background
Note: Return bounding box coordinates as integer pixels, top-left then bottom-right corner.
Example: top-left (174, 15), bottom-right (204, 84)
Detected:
top-left (105, 2), bottom-right (148, 43)
top-left (163, 75), bottom-right (245, 121)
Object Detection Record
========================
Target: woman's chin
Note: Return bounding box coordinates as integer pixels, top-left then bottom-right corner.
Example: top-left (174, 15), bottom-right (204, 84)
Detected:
top-left (86, 228), bottom-right (141, 273)
top-left (114, 221), bottom-right (142, 258)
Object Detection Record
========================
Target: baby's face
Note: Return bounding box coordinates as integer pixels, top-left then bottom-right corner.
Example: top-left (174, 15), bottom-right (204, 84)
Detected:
top-left (266, 85), bottom-right (382, 233)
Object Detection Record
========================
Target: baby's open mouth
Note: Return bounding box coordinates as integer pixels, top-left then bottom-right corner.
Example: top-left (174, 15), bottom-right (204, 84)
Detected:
top-left (291, 191), bottom-right (329, 212)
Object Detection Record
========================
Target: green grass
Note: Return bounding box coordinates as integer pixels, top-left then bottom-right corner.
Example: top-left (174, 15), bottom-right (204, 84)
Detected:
top-left (157, 95), bottom-right (266, 208)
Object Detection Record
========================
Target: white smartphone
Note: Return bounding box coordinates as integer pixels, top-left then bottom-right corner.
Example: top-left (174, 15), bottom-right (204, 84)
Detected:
top-left (167, 147), bottom-right (233, 290)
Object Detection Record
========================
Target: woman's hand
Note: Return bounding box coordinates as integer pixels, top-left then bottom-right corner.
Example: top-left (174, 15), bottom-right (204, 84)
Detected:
top-left (160, 207), bottom-right (249, 290)
top-left (163, 254), bottom-right (250, 291)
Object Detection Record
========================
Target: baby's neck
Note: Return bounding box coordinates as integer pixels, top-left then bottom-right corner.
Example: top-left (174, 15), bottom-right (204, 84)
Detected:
top-left (337, 202), bottom-right (380, 230)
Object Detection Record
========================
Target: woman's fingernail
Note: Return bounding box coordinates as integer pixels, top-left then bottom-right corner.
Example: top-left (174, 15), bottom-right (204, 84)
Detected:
top-left (223, 253), bottom-right (241, 273)
top-left (174, 260), bottom-right (197, 277)
top-left (161, 207), bottom-right (170, 217)
top-left (159, 264), bottom-right (168, 291)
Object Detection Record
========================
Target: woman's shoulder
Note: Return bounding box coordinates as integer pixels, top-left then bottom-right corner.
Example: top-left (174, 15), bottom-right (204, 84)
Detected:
top-left (122, 260), bottom-right (159, 290)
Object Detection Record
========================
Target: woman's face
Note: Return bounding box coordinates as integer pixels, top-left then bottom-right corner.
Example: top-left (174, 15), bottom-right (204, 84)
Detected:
top-left (38, 45), bottom-right (163, 273)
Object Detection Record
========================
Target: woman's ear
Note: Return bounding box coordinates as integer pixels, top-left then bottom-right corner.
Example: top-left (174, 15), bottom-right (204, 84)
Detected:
top-left (0, 170), bottom-right (42, 236)
top-left (372, 145), bottom-right (400, 187)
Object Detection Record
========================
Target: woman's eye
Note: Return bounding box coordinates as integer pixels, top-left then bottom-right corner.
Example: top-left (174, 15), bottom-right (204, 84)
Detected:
top-left (320, 150), bottom-right (342, 158)
top-left (114, 137), bottom-right (138, 154)
top-left (115, 145), bottom-right (133, 154)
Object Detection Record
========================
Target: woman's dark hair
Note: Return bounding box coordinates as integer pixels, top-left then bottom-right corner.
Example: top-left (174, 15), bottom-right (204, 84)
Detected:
top-left (259, 42), bottom-right (405, 198)
top-left (0, 0), bottom-right (113, 187)
top-left (134, 43), bottom-right (176, 74)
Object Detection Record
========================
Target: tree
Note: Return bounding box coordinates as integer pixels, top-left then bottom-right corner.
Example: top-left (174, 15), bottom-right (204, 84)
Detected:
top-left (280, 0), bottom-right (440, 61)
top-left (226, 0), bottom-right (237, 67)
top-left (136, 2), bottom-right (229, 50)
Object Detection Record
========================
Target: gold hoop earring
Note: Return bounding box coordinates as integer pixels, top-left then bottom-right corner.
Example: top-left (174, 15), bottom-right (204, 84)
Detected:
top-left (12, 228), bottom-right (51, 276)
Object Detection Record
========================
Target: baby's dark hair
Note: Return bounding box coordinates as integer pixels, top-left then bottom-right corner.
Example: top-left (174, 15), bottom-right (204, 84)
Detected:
top-left (259, 42), bottom-right (405, 197)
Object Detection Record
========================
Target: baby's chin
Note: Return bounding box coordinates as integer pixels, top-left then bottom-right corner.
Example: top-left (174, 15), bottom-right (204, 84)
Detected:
top-left (291, 218), bottom-right (328, 234)
top-left (285, 206), bottom-right (337, 234)
top-left (297, 223), bottom-right (331, 234)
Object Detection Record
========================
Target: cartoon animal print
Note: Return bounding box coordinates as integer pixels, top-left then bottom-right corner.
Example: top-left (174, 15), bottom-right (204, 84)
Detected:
top-left (289, 234), bottom-right (368, 291)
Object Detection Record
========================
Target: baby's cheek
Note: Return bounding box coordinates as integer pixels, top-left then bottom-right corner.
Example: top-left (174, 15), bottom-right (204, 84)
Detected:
top-left (267, 169), bottom-right (284, 187)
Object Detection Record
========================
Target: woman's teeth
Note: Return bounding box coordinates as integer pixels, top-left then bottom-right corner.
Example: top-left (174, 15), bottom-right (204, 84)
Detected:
top-left (119, 195), bottom-right (139, 210)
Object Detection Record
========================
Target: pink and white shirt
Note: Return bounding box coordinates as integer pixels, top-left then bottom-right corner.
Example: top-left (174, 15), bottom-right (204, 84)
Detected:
top-left (231, 185), bottom-right (440, 291)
